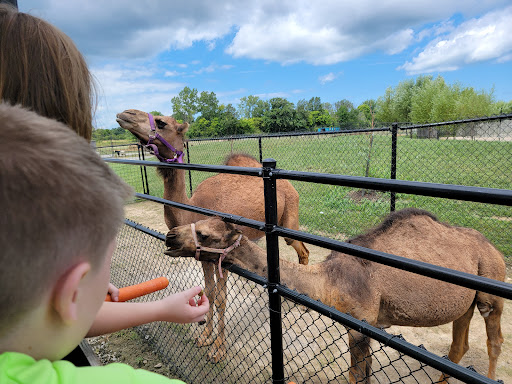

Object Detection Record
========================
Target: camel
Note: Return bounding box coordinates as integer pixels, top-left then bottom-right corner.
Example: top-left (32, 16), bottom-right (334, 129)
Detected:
top-left (116, 109), bottom-right (309, 362)
top-left (164, 209), bottom-right (506, 384)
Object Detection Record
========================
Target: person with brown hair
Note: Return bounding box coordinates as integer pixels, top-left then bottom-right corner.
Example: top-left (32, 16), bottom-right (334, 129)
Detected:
top-left (0, 3), bottom-right (210, 371)
top-left (0, 103), bottom-right (208, 382)
top-left (0, 3), bottom-right (94, 141)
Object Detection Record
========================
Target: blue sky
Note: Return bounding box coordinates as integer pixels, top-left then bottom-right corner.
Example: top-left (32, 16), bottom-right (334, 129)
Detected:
top-left (20, 0), bottom-right (512, 129)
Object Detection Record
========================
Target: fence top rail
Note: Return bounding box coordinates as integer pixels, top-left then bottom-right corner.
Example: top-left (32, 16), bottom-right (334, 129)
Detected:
top-left (104, 158), bottom-right (262, 177)
top-left (95, 142), bottom-right (138, 149)
top-left (105, 158), bottom-right (512, 206)
top-left (399, 112), bottom-right (512, 130)
top-left (274, 169), bottom-right (512, 206)
top-left (187, 126), bottom-right (391, 142)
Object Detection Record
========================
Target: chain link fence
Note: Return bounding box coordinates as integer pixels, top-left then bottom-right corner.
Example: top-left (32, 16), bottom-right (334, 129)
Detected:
top-left (107, 217), bottom-right (509, 383)
top-left (100, 114), bottom-right (512, 259)
top-left (100, 138), bottom-right (512, 384)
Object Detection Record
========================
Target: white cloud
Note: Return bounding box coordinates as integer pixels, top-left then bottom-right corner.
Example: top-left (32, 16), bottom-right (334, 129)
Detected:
top-left (319, 72), bottom-right (339, 84)
top-left (399, 5), bottom-right (512, 74)
top-left (193, 64), bottom-right (234, 75)
top-left (164, 71), bottom-right (184, 77)
top-left (91, 64), bottom-right (185, 128)
top-left (21, 0), bottom-right (510, 65)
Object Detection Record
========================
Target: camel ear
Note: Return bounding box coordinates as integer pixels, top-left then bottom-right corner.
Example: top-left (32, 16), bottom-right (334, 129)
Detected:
top-left (177, 122), bottom-right (189, 134)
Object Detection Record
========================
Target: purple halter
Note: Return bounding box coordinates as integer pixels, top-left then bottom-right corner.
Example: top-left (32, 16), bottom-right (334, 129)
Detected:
top-left (145, 113), bottom-right (184, 163)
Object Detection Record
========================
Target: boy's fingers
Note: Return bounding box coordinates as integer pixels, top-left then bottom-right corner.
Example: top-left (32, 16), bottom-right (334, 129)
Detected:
top-left (199, 295), bottom-right (209, 306)
top-left (184, 285), bottom-right (203, 299)
top-left (108, 283), bottom-right (119, 302)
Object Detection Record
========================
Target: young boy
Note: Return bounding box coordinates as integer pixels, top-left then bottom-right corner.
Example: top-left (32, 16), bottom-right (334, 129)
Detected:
top-left (0, 104), bottom-right (207, 383)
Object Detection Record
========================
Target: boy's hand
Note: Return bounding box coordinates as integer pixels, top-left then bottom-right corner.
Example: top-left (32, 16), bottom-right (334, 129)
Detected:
top-left (108, 283), bottom-right (120, 302)
top-left (158, 286), bottom-right (209, 324)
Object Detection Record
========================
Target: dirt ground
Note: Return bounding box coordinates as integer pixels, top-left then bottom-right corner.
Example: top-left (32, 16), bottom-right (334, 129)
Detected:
top-left (89, 200), bottom-right (512, 383)
top-left (88, 330), bottom-right (180, 378)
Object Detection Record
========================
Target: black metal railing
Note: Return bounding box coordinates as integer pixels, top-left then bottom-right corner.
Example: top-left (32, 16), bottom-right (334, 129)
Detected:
top-left (103, 155), bottom-right (511, 384)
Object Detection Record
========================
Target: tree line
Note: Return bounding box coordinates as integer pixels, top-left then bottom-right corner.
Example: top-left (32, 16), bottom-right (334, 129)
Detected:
top-left (93, 74), bottom-right (512, 140)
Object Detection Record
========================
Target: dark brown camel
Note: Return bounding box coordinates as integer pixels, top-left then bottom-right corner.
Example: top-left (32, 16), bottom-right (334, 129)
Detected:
top-left (164, 209), bottom-right (505, 384)
top-left (116, 109), bottom-right (309, 362)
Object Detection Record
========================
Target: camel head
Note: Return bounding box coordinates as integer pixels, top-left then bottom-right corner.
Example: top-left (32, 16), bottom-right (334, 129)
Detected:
top-left (164, 217), bottom-right (243, 264)
top-left (116, 109), bottom-right (189, 161)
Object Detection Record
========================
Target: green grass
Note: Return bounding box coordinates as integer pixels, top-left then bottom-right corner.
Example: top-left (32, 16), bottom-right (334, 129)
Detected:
top-left (108, 134), bottom-right (512, 258)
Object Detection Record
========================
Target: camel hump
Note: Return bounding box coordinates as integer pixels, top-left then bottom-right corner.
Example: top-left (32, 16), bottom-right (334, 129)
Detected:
top-left (223, 153), bottom-right (262, 167)
top-left (349, 208), bottom-right (439, 246)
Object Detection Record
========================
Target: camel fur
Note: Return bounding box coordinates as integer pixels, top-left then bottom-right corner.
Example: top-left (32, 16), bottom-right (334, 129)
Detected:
top-left (116, 109), bottom-right (309, 362)
top-left (164, 209), bottom-right (505, 384)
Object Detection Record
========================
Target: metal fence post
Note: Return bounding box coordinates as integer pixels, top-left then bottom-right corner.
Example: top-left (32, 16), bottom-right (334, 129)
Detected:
top-left (390, 123), bottom-right (398, 212)
top-left (262, 158), bottom-right (285, 384)
top-left (258, 136), bottom-right (263, 163)
top-left (137, 144), bottom-right (150, 195)
top-left (186, 142), bottom-right (193, 197)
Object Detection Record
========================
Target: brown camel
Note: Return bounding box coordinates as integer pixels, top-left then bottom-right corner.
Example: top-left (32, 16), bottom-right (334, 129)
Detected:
top-left (164, 208), bottom-right (506, 384)
top-left (116, 109), bottom-right (309, 362)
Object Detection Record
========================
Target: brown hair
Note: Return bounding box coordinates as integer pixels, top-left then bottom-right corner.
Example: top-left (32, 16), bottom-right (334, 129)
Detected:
top-left (0, 4), bottom-right (96, 141)
top-left (0, 103), bottom-right (132, 335)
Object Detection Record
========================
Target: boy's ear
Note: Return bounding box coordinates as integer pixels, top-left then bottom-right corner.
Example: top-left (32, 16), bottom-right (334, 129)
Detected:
top-left (52, 262), bottom-right (91, 325)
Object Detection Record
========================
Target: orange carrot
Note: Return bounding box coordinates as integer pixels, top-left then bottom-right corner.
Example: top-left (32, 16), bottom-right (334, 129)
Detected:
top-left (105, 277), bottom-right (169, 302)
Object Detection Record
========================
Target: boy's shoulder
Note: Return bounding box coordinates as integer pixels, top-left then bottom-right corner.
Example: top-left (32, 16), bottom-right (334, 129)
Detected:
top-left (0, 352), bottom-right (185, 384)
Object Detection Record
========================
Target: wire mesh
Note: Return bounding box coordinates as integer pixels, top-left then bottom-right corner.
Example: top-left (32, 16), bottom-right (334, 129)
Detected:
top-left (98, 115), bottom-right (511, 259)
top-left (107, 223), bottom-right (506, 384)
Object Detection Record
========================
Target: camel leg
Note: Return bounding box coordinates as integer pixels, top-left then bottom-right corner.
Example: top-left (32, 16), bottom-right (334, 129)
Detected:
top-left (477, 294), bottom-right (504, 380)
top-left (284, 237), bottom-right (309, 265)
top-left (196, 261), bottom-right (216, 347)
top-left (348, 329), bottom-right (372, 384)
top-left (438, 301), bottom-right (476, 384)
top-left (208, 268), bottom-right (228, 363)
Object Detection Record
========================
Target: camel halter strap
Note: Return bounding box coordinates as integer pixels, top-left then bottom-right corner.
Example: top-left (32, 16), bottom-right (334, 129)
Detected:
top-left (190, 222), bottom-right (242, 279)
top-left (145, 113), bottom-right (184, 163)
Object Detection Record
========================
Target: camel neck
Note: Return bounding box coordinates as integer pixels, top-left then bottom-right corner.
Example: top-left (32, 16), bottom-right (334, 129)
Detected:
top-left (159, 167), bottom-right (193, 228)
top-left (231, 239), bottom-right (326, 302)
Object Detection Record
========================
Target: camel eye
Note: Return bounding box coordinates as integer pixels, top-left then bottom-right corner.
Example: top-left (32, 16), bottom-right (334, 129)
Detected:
top-left (197, 232), bottom-right (209, 242)
top-left (156, 119), bottom-right (167, 129)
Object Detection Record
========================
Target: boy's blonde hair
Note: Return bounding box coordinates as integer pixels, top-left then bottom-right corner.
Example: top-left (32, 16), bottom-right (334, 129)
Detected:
top-left (0, 4), bottom-right (95, 142)
top-left (0, 104), bottom-right (133, 335)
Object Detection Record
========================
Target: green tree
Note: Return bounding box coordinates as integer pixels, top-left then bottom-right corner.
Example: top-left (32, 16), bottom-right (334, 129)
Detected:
top-left (295, 100), bottom-right (313, 130)
top-left (252, 99), bottom-right (271, 118)
top-left (310, 110), bottom-right (333, 127)
top-left (262, 98), bottom-right (296, 133)
top-left (333, 99), bottom-right (358, 127)
top-left (492, 100), bottom-right (512, 114)
top-left (409, 76), bottom-right (438, 123)
top-left (171, 86), bottom-right (198, 123)
top-left (239, 118), bottom-right (262, 134)
top-left (237, 95), bottom-right (261, 119)
top-left (357, 99), bottom-right (377, 127)
top-left (219, 104), bottom-right (239, 136)
top-left (454, 85), bottom-right (494, 118)
top-left (307, 96), bottom-right (323, 111)
top-left (198, 91), bottom-right (219, 121)
top-left (376, 87), bottom-right (395, 122)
